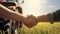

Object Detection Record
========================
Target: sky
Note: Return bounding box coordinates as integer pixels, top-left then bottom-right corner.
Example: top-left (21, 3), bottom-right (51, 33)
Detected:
top-left (19, 0), bottom-right (60, 16)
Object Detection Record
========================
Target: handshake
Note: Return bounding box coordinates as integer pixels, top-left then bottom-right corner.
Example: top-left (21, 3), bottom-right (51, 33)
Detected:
top-left (0, 3), bottom-right (51, 28)
top-left (23, 15), bottom-right (39, 28)
top-left (22, 15), bottom-right (50, 28)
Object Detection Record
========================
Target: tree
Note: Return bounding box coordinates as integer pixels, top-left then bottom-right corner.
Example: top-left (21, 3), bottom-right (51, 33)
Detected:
top-left (53, 9), bottom-right (60, 22)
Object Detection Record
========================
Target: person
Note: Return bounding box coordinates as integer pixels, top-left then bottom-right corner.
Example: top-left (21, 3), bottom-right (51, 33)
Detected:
top-left (0, 0), bottom-right (37, 34)
top-left (0, 2), bottom-right (38, 28)
top-left (0, 0), bottom-right (26, 34)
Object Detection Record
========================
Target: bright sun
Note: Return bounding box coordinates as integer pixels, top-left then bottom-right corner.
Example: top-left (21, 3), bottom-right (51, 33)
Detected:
top-left (20, 0), bottom-right (48, 16)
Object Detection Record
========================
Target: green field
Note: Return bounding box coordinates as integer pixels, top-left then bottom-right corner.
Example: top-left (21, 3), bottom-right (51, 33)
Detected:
top-left (20, 22), bottom-right (60, 34)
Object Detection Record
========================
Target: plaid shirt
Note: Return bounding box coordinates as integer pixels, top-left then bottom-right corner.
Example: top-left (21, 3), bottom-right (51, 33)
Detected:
top-left (0, 18), bottom-right (10, 31)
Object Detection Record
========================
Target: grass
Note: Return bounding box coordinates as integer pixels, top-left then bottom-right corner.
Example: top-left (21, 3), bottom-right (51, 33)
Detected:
top-left (19, 22), bottom-right (60, 34)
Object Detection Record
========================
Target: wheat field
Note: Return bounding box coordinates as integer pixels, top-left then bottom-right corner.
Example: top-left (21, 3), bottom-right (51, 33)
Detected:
top-left (20, 22), bottom-right (60, 34)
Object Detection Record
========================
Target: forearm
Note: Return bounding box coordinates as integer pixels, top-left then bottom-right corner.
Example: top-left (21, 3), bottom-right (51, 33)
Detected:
top-left (37, 15), bottom-right (50, 22)
top-left (0, 4), bottom-right (25, 21)
top-left (37, 9), bottom-right (60, 22)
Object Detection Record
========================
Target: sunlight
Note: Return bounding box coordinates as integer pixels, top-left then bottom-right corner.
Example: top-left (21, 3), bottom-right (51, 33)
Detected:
top-left (21, 0), bottom-right (48, 16)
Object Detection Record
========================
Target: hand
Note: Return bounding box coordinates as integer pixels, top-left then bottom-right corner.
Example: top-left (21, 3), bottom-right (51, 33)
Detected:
top-left (23, 15), bottom-right (38, 28)
top-left (7, 6), bottom-right (16, 10)
top-left (0, 2), bottom-right (19, 10)
top-left (7, 2), bottom-right (19, 10)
